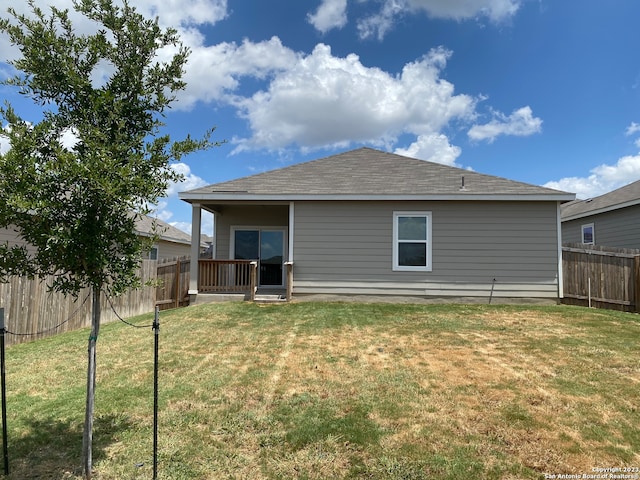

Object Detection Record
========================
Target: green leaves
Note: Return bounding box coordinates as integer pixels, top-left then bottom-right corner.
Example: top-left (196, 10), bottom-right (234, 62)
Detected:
top-left (0, 0), bottom-right (221, 295)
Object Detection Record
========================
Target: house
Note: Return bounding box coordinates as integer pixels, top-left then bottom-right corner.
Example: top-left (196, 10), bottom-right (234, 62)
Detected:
top-left (561, 180), bottom-right (640, 249)
top-left (1, 215), bottom-right (200, 262)
top-left (135, 215), bottom-right (204, 261)
top-left (179, 147), bottom-right (575, 301)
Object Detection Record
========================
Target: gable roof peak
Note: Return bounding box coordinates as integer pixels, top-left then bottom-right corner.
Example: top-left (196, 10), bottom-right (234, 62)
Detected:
top-left (181, 147), bottom-right (573, 200)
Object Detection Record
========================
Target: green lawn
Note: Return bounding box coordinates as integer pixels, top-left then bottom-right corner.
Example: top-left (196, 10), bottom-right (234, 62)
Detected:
top-left (3, 302), bottom-right (639, 479)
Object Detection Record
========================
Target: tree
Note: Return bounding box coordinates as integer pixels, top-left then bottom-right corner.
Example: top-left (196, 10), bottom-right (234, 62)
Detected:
top-left (0, 0), bottom-right (219, 477)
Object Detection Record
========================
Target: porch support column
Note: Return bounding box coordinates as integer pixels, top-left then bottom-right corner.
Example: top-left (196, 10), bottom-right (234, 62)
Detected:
top-left (288, 201), bottom-right (295, 262)
top-left (287, 201), bottom-right (295, 301)
top-left (189, 203), bottom-right (202, 296)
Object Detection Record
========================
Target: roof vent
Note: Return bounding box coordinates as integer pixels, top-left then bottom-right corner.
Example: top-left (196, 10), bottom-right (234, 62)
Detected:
top-left (459, 175), bottom-right (467, 191)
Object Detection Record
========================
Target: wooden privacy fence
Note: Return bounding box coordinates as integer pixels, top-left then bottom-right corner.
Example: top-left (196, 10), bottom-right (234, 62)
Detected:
top-left (155, 257), bottom-right (191, 310)
top-left (562, 243), bottom-right (640, 312)
top-left (0, 260), bottom-right (157, 345)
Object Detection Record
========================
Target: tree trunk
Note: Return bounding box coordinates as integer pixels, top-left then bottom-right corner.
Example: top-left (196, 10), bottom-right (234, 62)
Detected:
top-left (82, 286), bottom-right (101, 479)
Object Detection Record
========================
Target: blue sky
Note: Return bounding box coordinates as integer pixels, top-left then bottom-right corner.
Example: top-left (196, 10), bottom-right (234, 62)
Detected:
top-left (3, 0), bottom-right (640, 236)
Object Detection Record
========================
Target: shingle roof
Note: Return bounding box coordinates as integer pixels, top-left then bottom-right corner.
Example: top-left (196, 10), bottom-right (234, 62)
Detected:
top-left (181, 148), bottom-right (573, 201)
top-left (561, 179), bottom-right (640, 221)
top-left (135, 215), bottom-right (192, 245)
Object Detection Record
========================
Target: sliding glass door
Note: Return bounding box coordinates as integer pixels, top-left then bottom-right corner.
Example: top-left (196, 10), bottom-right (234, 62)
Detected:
top-left (233, 228), bottom-right (286, 287)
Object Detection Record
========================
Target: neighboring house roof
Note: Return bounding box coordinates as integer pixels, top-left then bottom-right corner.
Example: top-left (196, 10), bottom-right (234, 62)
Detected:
top-left (135, 215), bottom-right (193, 246)
top-left (2, 215), bottom-right (198, 251)
top-left (561, 180), bottom-right (640, 222)
top-left (180, 147), bottom-right (574, 202)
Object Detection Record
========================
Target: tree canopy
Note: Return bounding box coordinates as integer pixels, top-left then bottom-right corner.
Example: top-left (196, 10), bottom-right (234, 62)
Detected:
top-left (0, 0), bottom-right (217, 295)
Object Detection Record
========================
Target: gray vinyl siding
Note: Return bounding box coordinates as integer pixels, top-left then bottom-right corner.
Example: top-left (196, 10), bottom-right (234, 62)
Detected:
top-left (0, 227), bottom-right (22, 246)
top-left (156, 240), bottom-right (192, 261)
top-left (292, 201), bottom-right (560, 298)
top-left (215, 204), bottom-right (289, 259)
top-left (562, 204), bottom-right (640, 249)
top-left (0, 226), bottom-right (36, 253)
top-left (561, 219), bottom-right (588, 244)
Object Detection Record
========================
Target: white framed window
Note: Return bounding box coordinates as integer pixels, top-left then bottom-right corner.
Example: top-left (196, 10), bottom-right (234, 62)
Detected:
top-left (581, 223), bottom-right (594, 244)
top-left (393, 211), bottom-right (432, 271)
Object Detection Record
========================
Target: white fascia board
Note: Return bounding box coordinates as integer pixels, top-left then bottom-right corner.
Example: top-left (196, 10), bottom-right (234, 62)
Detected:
top-left (561, 198), bottom-right (640, 222)
top-left (179, 193), bottom-right (576, 202)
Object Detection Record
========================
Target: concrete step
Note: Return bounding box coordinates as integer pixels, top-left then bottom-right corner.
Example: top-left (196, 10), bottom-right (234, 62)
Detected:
top-left (254, 294), bottom-right (287, 303)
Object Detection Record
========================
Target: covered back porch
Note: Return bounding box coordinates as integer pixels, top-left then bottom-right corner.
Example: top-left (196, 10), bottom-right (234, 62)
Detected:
top-left (196, 258), bottom-right (293, 301)
top-left (187, 202), bottom-right (295, 301)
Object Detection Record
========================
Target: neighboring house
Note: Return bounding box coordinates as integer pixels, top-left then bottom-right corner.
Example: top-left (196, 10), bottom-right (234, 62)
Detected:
top-left (135, 215), bottom-right (204, 261)
top-left (200, 234), bottom-right (215, 259)
top-left (179, 147), bottom-right (575, 301)
top-left (561, 180), bottom-right (640, 249)
top-left (1, 216), bottom-right (199, 262)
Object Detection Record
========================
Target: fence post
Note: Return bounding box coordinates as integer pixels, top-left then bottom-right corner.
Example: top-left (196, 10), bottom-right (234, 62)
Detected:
top-left (175, 259), bottom-right (181, 310)
top-left (0, 308), bottom-right (8, 475)
top-left (152, 306), bottom-right (159, 480)
top-left (285, 262), bottom-right (293, 301)
top-left (634, 256), bottom-right (640, 313)
top-left (249, 262), bottom-right (257, 301)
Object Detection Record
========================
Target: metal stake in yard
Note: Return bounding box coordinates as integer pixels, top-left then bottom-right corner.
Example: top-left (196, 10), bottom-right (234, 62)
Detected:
top-left (0, 308), bottom-right (9, 475)
top-left (489, 278), bottom-right (496, 305)
top-left (152, 306), bottom-right (160, 480)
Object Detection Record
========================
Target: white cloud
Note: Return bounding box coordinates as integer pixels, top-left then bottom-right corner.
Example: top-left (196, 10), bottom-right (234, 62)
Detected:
top-left (544, 154), bottom-right (640, 199)
top-left (355, 0), bottom-right (520, 39)
top-left (307, 0), bottom-right (348, 33)
top-left (165, 162), bottom-right (207, 196)
top-left (0, 122), bottom-right (36, 154)
top-left (626, 122), bottom-right (640, 136)
top-left (154, 177), bottom-right (215, 237)
top-left (233, 45), bottom-right (475, 151)
top-left (170, 213), bottom-right (214, 236)
top-left (467, 106), bottom-right (542, 143)
top-left (60, 127), bottom-right (79, 150)
top-left (132, 0), bottom-right (227, 29)
top-left (624, 122), bottom-right (640, 148)
top-left (357, 1), bottom-right (406, 41)
top-left (407, 0), bottom-right (520, 22)
top-left (175, 36), bottom-right (300, 110)
top-left (394, 134), bottom-right (461, 166)
top-left (151, 200), bottom-right (172, 221)
top-left (0, 126), bottom-right (10, 155)
top-left (89, 59), bottom-right (116, 89)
